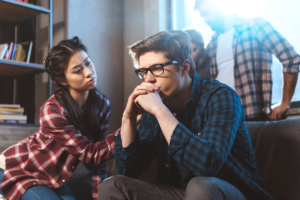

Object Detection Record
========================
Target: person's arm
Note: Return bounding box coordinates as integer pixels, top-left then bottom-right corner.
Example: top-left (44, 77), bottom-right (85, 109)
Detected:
top-left (41, 102), bottom-right (117, 167)
top-left (167, 88), bottom-right (242, 176)
top-left (114, 82), bottom-right (159, 178)
top-left (254, 18), bottom-right (300, 119)
top-left (269, 73), bottom-right (298, 120)
top-left (114, 113), bottom-right (158, 178)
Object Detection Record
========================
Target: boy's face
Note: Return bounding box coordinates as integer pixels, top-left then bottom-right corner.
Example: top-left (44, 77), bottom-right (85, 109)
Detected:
top-left (139, 51), bottom-right (185, 101)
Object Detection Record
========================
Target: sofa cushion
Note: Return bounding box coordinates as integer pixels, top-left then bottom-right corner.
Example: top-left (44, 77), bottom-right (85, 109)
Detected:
top-left (246, 118), bottom-right (300, 200)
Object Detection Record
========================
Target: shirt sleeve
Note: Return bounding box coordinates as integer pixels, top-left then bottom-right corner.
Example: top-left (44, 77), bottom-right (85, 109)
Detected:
top-left (40, 101), bottom-right (117, 167)
top-left (254, 18), bottom-right (300, 73)
top-left (168, 87), bottom-right (243, 176)
top-left (114, 114), bottom-right (157, 178)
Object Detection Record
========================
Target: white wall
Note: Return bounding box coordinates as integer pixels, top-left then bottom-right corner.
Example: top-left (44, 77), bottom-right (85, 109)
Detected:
top-left (123, 0), bottom-right (171, 108)
top-left (67, 0), bottom-right (124, 134)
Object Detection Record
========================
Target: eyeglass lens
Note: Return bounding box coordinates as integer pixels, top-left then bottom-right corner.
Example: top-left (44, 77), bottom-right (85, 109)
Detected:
top-left (137, 64), bottom-right (164, 79)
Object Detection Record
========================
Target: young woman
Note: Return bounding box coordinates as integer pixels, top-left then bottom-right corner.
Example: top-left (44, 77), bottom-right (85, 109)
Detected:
top-left (0, 37), bottom-right (117, 200)
top-left (185, 29), bottom-right (210, 80)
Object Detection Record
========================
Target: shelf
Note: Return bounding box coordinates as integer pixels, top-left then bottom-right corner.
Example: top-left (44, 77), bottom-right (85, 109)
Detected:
top-left (0, 0), bottom-right (51, 23)
top-left (0, 59), bottom-right (45, 76)
top-left (0, 122), bottom-right (39, 127)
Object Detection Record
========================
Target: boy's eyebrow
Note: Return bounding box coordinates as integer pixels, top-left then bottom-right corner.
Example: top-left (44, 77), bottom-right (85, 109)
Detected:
top-left (71, 56), bottom-right (89, 70)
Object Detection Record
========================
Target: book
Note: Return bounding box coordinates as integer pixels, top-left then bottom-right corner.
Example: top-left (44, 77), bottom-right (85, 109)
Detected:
top-left (0, 43), bottom-right (9, 59)
top-left (0, 120), bottom-right (26, 124)
top-left (0, 114), bottom-right (27, 121)
top-left (26, 41), bottom-right (33, 63)
top-left (14, 44), bottom-right (22, 61)
top-left (5, 42), bottom-right (14, 60)
top-left (0, 107), bottom-right (24, 113)
top-left (0, 111), bottom-right (23, 115)
top-left (10, 43), bottom-right (17, 60)
top-left (0, 104), bottom-right (21, 108)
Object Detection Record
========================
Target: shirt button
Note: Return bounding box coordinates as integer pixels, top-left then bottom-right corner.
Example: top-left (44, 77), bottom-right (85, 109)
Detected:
top-left (165, 164), bottom-right (169, 167)
top-left (72, 166), bottom-right (75, 169)
top-left (33, 183), bottom-right (36, 185)
top-left (62, 179), bottom-right (65, 182)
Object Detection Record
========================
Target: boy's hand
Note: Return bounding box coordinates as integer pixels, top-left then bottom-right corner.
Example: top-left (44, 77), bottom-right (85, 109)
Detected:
top-left (123, 82), bottom-right (158, 119)
top-left (134, 89), bottom-right (164, 117)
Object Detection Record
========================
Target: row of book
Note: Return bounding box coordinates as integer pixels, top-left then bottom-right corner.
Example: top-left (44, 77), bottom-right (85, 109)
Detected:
top-left (12, 0), bottom-right (29, 3)
top-left (0, 104), bottom-right (27, 124)
top-left (0, 41), bottom-right (33, 63)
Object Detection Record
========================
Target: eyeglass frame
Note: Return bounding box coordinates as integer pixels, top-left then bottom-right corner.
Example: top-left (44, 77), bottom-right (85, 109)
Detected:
top-left (135, 60), bottom-right (179, 80)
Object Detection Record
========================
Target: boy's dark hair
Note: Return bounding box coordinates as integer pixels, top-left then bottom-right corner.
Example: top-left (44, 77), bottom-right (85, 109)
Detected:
top-left (129, 30), bottom-right (196, 79)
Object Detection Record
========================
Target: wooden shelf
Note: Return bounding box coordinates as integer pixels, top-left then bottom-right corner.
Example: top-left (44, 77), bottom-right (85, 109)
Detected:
top-left (0, 0), bottom-right (51, 23)
top-left (0, 59), bottom-right (45, 76)
top-left (0, 122), bottom-right (39, 127)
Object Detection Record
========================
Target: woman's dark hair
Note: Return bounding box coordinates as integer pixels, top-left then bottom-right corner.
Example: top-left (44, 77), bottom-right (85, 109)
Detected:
top-left (44, 36), bottom-right (102, 143)
top-left (129, 30), bottom-right (196, 79)
top-left (184, 29), bottom-right (204, 47)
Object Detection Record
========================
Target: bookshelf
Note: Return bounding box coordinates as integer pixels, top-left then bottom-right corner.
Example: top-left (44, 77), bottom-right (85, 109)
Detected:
top-left (0, 0), bottom-right (53, 126)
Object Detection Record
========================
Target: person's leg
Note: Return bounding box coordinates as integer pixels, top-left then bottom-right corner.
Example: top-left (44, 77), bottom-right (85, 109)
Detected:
top-left (21, 184), bottom-right (76, 200)
top-left (98, 175), bottom-right (185, 200)
top-left (184, 177), bottom-right (247, 200)
top-left (0, 168), bottom-right (7, 199)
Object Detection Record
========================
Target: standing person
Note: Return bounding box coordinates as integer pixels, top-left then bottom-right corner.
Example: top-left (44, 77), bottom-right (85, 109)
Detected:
top-left (185, 29), bottom-right (210, 80)
top-left (97, 30), bottom-right (275, 200)
top-left (0, 37), bottom-right (117, 200)
top-left (195, 0), bottom-right (299, 121)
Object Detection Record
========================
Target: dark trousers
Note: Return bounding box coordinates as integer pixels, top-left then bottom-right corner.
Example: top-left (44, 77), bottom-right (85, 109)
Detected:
top-left (97, 175), bottom-right (247, 200)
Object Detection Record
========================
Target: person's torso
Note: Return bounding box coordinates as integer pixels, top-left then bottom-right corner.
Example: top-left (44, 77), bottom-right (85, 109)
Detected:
top-left (206, 18), bottom-right (273, 119)
top-left (138, 78), bottom-right (271, 199)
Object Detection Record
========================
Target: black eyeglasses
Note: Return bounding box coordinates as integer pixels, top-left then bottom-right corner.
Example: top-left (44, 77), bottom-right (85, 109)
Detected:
top-left (135, 60), bottom-right (179, 80)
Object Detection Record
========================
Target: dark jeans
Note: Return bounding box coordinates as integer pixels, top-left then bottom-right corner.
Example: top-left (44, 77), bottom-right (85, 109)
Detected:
top-left (0, 168), bottom-right (76, 200)
top-left (97, 175), bottom-right (247, 200)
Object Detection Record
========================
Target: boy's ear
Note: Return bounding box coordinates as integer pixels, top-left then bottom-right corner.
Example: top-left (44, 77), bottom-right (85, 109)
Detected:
top-left (57, 78), bottom-right (67, 86)
top-left (182, 59), bottom-right (190, 76)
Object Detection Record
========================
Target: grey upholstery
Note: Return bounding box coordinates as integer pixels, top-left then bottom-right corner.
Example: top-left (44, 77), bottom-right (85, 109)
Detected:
top-left (68, 118), bottom-right (300, 200)
top-left (246, 118), bottom-right (300, 200)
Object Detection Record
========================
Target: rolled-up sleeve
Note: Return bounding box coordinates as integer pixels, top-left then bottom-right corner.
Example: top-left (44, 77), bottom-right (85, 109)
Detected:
top-left (254, 18), bottom-right (300, 73)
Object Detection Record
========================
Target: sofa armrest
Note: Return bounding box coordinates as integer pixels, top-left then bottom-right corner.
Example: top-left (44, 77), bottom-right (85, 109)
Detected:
top-left (246, 118), bottom-right (300, 200)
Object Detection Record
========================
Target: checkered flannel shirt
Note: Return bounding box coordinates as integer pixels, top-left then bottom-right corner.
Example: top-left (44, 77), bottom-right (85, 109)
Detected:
top-left (0, 91), bottom-right (117, 200)
top-left (114, 74), bottom-right (275, 200)
top-left (206, 18), bottom-right (300, 119)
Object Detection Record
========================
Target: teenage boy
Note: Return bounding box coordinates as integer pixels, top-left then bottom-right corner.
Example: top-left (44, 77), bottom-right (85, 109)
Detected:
top-left (97, 30), bottom-right (274, 200)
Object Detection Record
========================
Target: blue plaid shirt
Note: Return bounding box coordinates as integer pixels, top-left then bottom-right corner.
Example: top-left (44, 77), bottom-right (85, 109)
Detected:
top-left (114, 74), bottom-right (275, 200)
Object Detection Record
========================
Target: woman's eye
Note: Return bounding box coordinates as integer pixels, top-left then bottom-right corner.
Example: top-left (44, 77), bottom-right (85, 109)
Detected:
top-left (85, 61), bottom-right (91, 66)
top-left (74, 68), bottom-right (81, 73)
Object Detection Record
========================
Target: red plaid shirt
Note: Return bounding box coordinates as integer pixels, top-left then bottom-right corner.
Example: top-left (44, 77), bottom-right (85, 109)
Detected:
top-left (206, 18), bottom-right (300, 119)
top-left (0, 91), bottom-right (117, 200)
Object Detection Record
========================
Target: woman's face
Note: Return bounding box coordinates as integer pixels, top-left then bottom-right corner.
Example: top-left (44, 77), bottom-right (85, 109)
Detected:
top-left (192, 42), bottom-right (201, 62)
top-left (61, 50), bottom-right (97, 93)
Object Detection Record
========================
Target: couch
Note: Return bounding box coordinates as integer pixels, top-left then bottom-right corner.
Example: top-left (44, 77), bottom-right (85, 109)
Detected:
top-left (31, 118), bottom-right (300, 199)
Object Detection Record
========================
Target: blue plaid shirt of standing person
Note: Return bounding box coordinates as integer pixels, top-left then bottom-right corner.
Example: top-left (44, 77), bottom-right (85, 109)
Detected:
top-left (206, 17), bottom-right (300, 120)
top-left (114, 73), bottom-right (275, 200)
